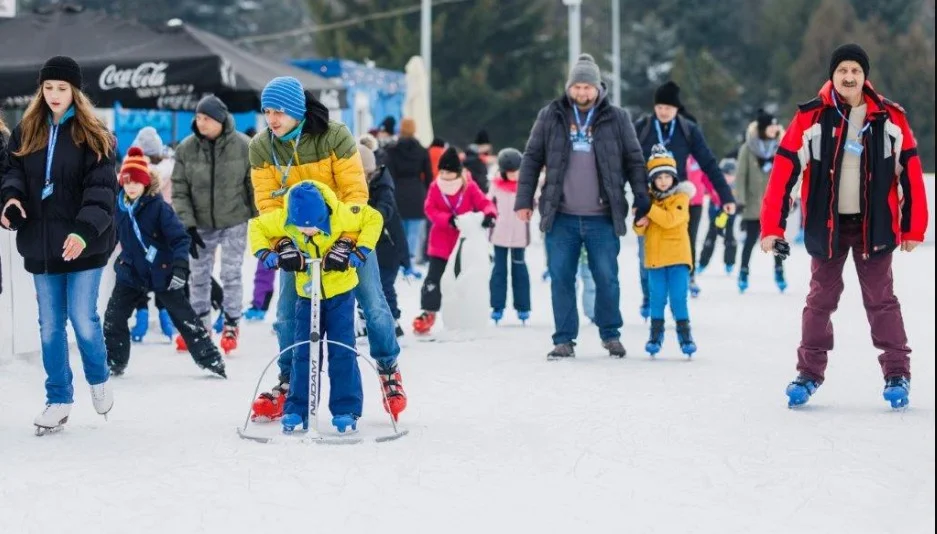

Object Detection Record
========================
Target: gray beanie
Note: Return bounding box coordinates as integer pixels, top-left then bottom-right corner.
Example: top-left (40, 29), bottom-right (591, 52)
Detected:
top-left (195, 95), bottom-right (229, 124)
top-left (358, 143), bottom-right (377, 174)
top-left (566, 53), bottom-right (602, 89)
top-left (132, 126), bottom-right (164, 157)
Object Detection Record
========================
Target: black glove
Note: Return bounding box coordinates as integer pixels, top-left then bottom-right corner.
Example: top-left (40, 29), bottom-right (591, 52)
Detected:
top-left (736, 204), bottom-right (745, 217)
top-left (323, 237), bottom-right (355, 272)
top-left (167, 261), bottom-right (189, 291)
top-left (481, 214), bottom-right (496, 229)
top-left (278, 248), bottom-right (307, 272)
top-left (3, 203), bottom-right (26, 231)
top-left (187, 227), bottom-right (206, 259)
top-left (633, 195), bottom-right (651, 219)
top-left (449, 214), bottom-right (458, 229)
top-left (773, 239), bottom-right (791, 260)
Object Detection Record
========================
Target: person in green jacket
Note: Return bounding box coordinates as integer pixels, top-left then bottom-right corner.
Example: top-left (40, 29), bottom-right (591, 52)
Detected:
top-left (735, 109), bottom-right (785, 293)
top-left (171, 95), bottom-right (255, 353)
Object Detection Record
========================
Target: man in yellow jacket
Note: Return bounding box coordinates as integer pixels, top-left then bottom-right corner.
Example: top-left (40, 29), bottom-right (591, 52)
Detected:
top-left (248, 77), bottom-right (406, 423)
top-left (250, 181), bottom-right (382, 433)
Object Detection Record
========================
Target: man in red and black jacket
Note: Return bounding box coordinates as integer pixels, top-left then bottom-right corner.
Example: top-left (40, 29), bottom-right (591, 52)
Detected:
top-left (760, 44), bottom-right (928, 409)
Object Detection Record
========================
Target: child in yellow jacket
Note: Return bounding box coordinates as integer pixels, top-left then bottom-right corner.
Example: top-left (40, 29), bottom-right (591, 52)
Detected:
top-left (634, 146), bottom-right (698, 357)
top-left (249, 181), bottom-right (383, 434)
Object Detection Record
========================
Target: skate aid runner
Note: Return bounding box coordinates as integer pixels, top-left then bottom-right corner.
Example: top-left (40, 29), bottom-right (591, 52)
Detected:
top-left (249, 76), bottom-right (406, 423)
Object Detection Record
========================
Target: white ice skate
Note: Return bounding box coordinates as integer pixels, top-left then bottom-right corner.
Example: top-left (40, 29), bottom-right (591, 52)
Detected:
top-left (34, 403), bottom-right (71, 436)
top-left (90, 381), bottom-right (114, 419)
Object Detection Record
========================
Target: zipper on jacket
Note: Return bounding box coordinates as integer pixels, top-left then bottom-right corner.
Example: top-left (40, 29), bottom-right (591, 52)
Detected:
top-left (861, 128), bottom-right (872, 259)
top-left (209, 145), bottom-right (217, 228)
top-left (827, 112), bottom-right (849, 260)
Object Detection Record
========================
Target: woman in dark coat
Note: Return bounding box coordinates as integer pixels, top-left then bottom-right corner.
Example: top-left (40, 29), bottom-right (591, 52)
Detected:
top-left (0, 56), bottom-right (118, 434)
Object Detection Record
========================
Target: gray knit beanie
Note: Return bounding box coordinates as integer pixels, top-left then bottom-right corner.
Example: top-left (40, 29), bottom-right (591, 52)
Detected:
top-left (566, 53), bottom-right (602, 89)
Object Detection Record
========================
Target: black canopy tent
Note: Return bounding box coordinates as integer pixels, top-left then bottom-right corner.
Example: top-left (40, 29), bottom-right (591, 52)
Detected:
top-left (0, 5), bottom-right (346, 112)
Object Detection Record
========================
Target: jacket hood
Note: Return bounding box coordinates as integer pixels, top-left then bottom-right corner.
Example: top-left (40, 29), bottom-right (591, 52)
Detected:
top-left (745, 121), bottom-right (783, 160)
top-left (283, 180), bottom-right (339, 233)
top-left (653, 179), bottom-right (695, 200)
top-left (300, 90), bottom-right (331, 137)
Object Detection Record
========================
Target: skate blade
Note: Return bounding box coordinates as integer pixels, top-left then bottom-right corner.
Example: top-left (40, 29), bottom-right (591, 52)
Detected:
top-left (35, 425), bottom-right (64, 436)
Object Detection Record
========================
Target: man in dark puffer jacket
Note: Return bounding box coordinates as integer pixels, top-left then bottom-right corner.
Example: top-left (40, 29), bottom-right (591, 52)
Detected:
top-left (515, 53), bottom-right (650, 360)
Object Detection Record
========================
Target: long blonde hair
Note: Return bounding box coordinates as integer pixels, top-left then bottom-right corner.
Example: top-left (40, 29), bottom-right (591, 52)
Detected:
top-left (0, 115), bottom-right (8, 138)
top-left (13, 85), bottom-right (112, 161)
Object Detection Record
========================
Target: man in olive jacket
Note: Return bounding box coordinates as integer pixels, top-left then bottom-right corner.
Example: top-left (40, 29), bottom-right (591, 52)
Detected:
top-left (172, 95), bottom-right (254, 341)
top-left (515, 53), bottom-right (650, 360)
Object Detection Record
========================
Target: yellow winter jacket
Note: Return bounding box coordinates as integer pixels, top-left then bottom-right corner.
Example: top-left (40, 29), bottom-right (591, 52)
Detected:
top-left (248, 181), bottom-right (383, 299)
top-left (634, 181), bottom-right (696, 269)
top-left (249, 121), bottom-right (369, 214)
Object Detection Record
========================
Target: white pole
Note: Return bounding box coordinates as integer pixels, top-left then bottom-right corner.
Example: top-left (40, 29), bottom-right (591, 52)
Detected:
top-left (611, 0), bottom-right (621, 106)
top-left (421, 0), bottom-right (432, 108)
top-left (563, 0), bottom-right (582, 69)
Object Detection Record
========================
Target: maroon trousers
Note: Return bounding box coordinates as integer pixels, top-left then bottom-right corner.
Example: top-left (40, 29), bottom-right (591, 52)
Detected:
top-left (797, 220), bottom-right (911, 383)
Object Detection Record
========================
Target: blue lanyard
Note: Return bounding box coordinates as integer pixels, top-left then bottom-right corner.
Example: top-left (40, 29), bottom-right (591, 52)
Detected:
top-left (572, 106), bottom-right (595, 135)
top-left (269, 132), bottom-right (298, 189)
top-left (832, 92), bottom-right (871, 140)
top-left (45, 124), bottom-right (61, 188)
top-left (120, 195), bottom-right (149, 252)
top-left (441, 189), bottom-right (465, 213)
top-left (654, 118), bottom-right (677, 146)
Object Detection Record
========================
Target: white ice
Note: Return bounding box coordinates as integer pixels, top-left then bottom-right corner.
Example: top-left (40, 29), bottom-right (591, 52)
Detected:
top-left (0, 231), bottom-right (934, 534)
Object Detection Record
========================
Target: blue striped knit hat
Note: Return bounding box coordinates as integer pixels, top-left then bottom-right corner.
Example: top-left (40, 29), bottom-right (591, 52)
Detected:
top-left (261, 76), bottom-right (306, 121)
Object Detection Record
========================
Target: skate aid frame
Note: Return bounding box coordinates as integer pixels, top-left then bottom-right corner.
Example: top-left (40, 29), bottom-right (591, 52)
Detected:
top-left (237, 258), bottom-right (408, 444)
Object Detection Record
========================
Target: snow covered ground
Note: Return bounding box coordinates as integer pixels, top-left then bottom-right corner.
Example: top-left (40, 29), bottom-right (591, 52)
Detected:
top-left (0, 235), bottom-right (934, 534)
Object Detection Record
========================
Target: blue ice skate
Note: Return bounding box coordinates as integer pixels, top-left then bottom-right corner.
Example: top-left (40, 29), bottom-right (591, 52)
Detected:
top-left (517, 310), bottom-right (530, 324)
top-left (775, 267), bottom-right (788, 293)
top-left (491, 309), bottom-right (504, 324)
top-left (243, 307), bottom-right (266, 322)
top-left (131, 308), bottom-right (149, 342)
top-left (725, 264), bottom-right (735, 275)
top-left (332, 414), bottom-right (358, 433)
top-left (281, 413), bottom-right (306, 434)
top-left (738, 267), bottom-right (750, 293)
top-left (646, 319), bottom-right (664, 356)
top-left (676, 320), bottom-right (696, 357)
top-left (786, 375), bottom-right (819, 408)
top-left (158, 309), bottom-right (175, 338)
top-left (883, 376), bottom-right (910, 409)
top-left (639, 298), bottom-right (650, 322)
top-left (689, 279), bottom-right (701, 298)
top-left (213, 312), bottom-right (224, 334)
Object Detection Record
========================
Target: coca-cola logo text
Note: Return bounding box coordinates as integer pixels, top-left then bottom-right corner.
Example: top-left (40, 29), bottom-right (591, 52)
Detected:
top-left (99, 62), bottom-right (169, 91)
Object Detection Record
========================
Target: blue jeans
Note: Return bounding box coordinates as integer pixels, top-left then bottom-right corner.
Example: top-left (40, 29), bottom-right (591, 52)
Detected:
top-left (545, 213), bottom-right (622, 345)
top-left (638, 236), bottom-right (649, 305)
top-left (647, 265), bottom-right (691, 321)
top-left (489, 246), bottom-right (531, 312)
top-left (34, 268), bottom-right (110, 404)
top-left (276, 253), bottom-right (399, 379)
top-left (379, 266), bottom-right (401, 320)
top-left (402, 219), bottom-right (425, 263)
top-left (578, 258), bottom-right (596, 322)
top-left (285, 292), bottom-right (363, 418)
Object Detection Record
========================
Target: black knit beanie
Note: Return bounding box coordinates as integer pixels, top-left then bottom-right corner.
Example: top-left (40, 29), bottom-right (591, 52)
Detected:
top-left (756, 108), bottom-right (778, 136)
top-left (829, 44), bottom-right (870, 80)
top-left (39, 56), bottom-right (82, 88)
top-left (438, 147), bottom-right (462, 173)
top-left (654, 81), bottom-right (681, 108)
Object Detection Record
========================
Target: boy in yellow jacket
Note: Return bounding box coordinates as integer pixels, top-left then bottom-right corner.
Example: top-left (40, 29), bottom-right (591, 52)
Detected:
top-left (249, 180), bottom-right (383, 433)
top-left (634, 146), bottom-right (698, 357)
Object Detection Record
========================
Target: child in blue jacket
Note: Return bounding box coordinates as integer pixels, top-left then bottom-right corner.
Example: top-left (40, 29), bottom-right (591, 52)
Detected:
top-left (103, 148), bottom-right (226, 378)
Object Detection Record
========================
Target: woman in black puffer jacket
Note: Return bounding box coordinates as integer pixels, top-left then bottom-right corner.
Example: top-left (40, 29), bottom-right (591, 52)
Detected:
top-left (0, 56), bottom-right (118, 433)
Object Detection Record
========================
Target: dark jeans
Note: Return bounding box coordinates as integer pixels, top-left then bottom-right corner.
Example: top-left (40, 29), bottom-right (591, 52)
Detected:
top-left (420, 257), bottom-right (448, 312)
top-left (740, 220), bottom-right (783, 270)
top-left (546, 213), bottom-right (622, 345)
top-left (699, 204), bottom-right (737, 269)
top-left (105, 282), bottom-right (221, 370)
top-left (797, 219), bottom-right (911, 382)
top-left (489, 246), bottom-right (531, 312)
top-left (379, 265), bottom-right (401, 319)
top-left (286, 292), bottom-right (362, 418)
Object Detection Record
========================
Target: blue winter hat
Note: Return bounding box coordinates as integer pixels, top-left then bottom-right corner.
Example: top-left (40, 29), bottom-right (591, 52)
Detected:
top-left (261, 76), bottom-right (306, 121)
top-left (286, 182), bottom-right (331, 235)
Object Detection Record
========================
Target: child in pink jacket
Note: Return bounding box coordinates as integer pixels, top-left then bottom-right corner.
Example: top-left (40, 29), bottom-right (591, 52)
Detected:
top-left (488, 148), bottom-right (530, 323)
top-left (413, 147), bottom-right (497, 335)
